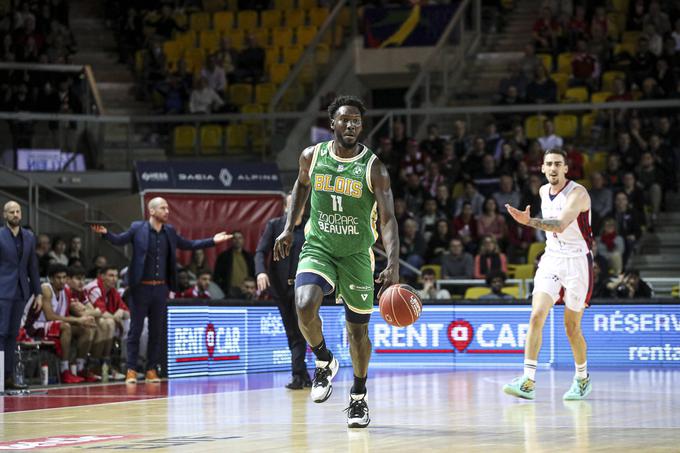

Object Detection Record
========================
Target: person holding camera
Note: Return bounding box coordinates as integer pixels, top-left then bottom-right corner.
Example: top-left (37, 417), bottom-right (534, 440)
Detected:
top-left (607, 269), bottom-right (653, 298)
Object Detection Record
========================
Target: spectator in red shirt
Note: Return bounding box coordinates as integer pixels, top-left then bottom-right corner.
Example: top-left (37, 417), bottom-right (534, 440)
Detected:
top-left (570, 39), bottom-right (600, 90)
top-left (533, 6), bottom-right (559, 51)
top-left (451, 201), bottom-right (479, 255)
top-left (400, 138), bottom-right (429, 179)
top-left (564, 142), bottom-right (585, 180)
top-left (607, 78), bottom-right (633, 102)
top-left (568, 5), bottom-right (589, 46)
top-left (179, 270), bottom-right (212, 299)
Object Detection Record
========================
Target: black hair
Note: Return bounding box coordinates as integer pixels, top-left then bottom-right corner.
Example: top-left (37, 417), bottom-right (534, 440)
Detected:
top-left (48, 263), bottom-right (68, 277)
top-left (100, 265), bottom-right (119, 275)
top-left (486, 271), bottom-right (507, 286)
top-left (422, 268), bottom-right (436, 277)
top-left (327, 95), bottom-right (366, 120)
top-left (197, 270), bottom-right (212, 278)
top-left (52, 236), bottom-right (65, 249)
top-left (67, 266), bottom-right (86, 278)
top-left (544, 148), bottom-right (567, 159)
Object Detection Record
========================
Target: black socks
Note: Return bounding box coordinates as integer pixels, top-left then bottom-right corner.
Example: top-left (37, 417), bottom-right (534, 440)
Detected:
top-left (311, 338), bottom-right (332, 362)
top-left (352, 375), bottom-right (367, 395)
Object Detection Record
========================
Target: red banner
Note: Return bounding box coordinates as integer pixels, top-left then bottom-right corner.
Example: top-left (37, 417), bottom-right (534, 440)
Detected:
top-left (142, 192), bottom-right (284, 268)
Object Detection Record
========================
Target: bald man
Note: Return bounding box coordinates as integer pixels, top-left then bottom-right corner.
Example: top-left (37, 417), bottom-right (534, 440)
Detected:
top-left (91, 197), bottom-right (231, 384)
top-left (0, 201), bottom-right (42, 391)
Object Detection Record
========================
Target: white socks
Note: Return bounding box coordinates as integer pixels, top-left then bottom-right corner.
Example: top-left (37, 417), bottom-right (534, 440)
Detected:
top-left (76, 358), bottom-right (86, 372)
top-left (60, 360), bottom-right (69, 372)
top-left (523, 359), bottom-right (537, 381)
top-left (576, 362), bottom-right (587, 379)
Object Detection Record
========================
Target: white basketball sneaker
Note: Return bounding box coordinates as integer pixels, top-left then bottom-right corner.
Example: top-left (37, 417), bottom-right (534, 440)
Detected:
top-left (346, 393), bottom-right (370, 428)
top-left (310, 357), bottom-right (339, 403)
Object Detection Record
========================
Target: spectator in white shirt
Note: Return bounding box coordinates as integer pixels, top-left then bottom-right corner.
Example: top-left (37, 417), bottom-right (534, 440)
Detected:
top-left (537, 119), bottom-right (563, 151)
top-left (200, 54), bottom-right (227, 96)
top-left (189, 76), bottom-right (224, 114)
top-left (416, 268), bottom-right (451, 300)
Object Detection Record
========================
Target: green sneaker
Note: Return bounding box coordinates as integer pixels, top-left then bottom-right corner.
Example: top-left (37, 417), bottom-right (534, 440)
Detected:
top-left (503, 376), bottom-right (536, 400)
top-left (563, 375), bottom-right (592, 400)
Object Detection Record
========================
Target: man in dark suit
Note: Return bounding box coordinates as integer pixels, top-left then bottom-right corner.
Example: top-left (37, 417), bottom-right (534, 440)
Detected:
top-left (214, 231), bottom-right (255, 297)
top-left (91, 197), bottom-right (231, 384)
top-left (255, 195), bottom-right (310, 389)
top-left (0, 201), bottom-right (42, 391)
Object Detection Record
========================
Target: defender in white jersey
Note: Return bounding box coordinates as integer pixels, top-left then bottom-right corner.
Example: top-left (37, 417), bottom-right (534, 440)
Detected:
top-left (502, 148), bottom-right (593, 401)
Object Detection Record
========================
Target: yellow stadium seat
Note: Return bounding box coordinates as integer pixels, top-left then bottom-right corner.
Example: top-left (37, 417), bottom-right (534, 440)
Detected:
top-left (602, 71), bottom-right (625, 92)
top-left (580, 112), bottom-right (596, 138)
top-left (298, 0), bottom-right (317, 9)
top-left (551, 72), bottom-right (569, 98)
top-left (174, 125), bottom-right (196, 155)
top-left (285, 9), bottom-right (306, 28)
top-left (563, 87), bottom-right (589, 103)
top-left (183, 48), bottom-right (205, 72)
top-left (237, 10), bottom-right (258, 29)
top-left (200, 30), bottom-right (220, 52)
top-left (261, 10), bottom-right (282, 29)
top-left (163, 40), bottom-right (181, 63)
top-left (281, 83), bottom-right (304, 108)
top-left (242, 103), bottom-right (264, 127)
top-left (537, 53), bottom-right (553, 71)
top-left (554, 114), bottom-right (578, 138)
top-left (227, 29), bottom-right (245, 50)
top-left (255, 82), bottom-right (277, 105)
top-left (501, 286), bottom-right (521, 298)
top-left (309, 7), bottom-right (330, 27)
top-left (527, 242), bottom-right (545, 265)
top-left (213, 11), bottom-right (234, 32)
top-left (299, 61), bottom-right (316, 84)
top-left (272, 27), bottom-right (294, 46)
top-left (190, 12), bottom-right (211, 31)
top-left (283, 45), bottom-right (304, 64)
top-left (622, 31), bottom-right (641, 44)
top-left (513, 264), bottom-right (534, 280)
top-left (524, 115), bottom-right (547, 139)
top-left (591, 151), bottom-right (608, 173)
top-left (199, 125), bottom-right (223, 155)
top-left (269, 62), bottom-right (290, 84)
top-left (229, 83), bottom-right (253, 106)
top-left (614, 42), bottom-right (636, 56)
top-left (557, 52), bottom-right (572, 74)
top-left (420, 264), bottom-right (442, 281)
top-left (315, 43), bottom-right (330, 65)
top-left (249, 28), bottom-right (269, 47)
top-left (202, 0), bottom-right (226, 12)
top-left (465, 287), bottom-right (491, 300)
top-left (175, 32), bottom-right (196, 51)
top-left (226, 123), bottom-right (247, 152)
top-left (173, 11), bottom-right (188, 28)
top-left (265, 46), bottom-right (280, 67)
top-left (296, 25), bottom-right (318, 46)
top-left (591, 91), bottom-right (612, 104)
top-left (273, 0), bottom-right (294, 9)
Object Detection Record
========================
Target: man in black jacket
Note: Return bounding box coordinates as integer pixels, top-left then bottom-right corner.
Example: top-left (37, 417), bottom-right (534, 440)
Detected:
top-left (255, 197), bottom-right (310, 389)
top-left (214, 231), bottom-right (255, 297)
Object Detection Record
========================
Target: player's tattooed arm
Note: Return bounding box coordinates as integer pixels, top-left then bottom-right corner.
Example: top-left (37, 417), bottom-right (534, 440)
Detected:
top-left (506, 186), bottom-right (590, 234)
top-left (527, 218), bottom-right (564, 232)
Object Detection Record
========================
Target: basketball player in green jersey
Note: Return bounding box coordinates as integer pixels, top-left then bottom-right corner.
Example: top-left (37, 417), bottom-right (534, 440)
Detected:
top-left (274, 95), bottom-right (400, 428)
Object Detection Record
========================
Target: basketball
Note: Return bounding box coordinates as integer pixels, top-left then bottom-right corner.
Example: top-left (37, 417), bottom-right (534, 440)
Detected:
top-left (379, 284), bottom-right (423, 327)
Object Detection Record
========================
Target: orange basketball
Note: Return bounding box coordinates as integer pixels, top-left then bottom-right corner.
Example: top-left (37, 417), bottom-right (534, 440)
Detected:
top-left (379, 284), bottom-right (423, 327)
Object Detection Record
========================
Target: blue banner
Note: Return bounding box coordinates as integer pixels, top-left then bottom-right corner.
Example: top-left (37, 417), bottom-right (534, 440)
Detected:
top-left (135, 161), bottom-right (282, 192)
top-left (167, 304), bottom-right (680, 378)
top-left (364, 4), bottom-right (457, 48)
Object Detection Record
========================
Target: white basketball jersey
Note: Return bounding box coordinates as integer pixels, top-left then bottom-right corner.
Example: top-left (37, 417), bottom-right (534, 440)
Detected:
top-left (33, 283), bottom-right (68, 329)
top-left (539, 180), bottom-right (592, 258)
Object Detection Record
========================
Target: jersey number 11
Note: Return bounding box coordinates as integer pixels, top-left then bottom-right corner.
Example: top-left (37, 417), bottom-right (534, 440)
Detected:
top-left (331, 194), bottom-right (344, 212)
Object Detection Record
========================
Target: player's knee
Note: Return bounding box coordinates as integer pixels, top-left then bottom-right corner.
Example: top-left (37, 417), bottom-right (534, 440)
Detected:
top-left (60, 322), bottom-right (71, 337)
top-left (529, 310), bottom-right (549, 327)
top-left (346, 322), bottom-right (369, 344)
top-left (295, 293), bottom-right (317, 319)
top-left (564, 320), bottom-right (581, 338)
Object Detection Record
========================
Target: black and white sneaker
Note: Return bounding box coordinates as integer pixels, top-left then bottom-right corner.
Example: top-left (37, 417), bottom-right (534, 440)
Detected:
top-left (310, 357), bottom-right (339, 403)
top-left (345, 393), bottom-right (370, 428)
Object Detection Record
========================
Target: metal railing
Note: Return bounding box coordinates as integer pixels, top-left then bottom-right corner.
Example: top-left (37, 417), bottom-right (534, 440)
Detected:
top-left (437, 278), bottom-right (527, 298)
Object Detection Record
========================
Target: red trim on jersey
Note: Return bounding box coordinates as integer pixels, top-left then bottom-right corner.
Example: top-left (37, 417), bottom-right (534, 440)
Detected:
top-left (584, 252), bottom-right (593, 307)
top-left (556, 287), bottom-right (565, 305)
top-left (577, 209), bottom-right (593, 249)
top-left (549, 179), bottom-right (572, 200)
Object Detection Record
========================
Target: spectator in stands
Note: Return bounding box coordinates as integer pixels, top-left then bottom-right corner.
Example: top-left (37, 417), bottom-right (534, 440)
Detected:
top-left (394, 197), bottom-right (415, 232)
top-left (628, 116), bottom-right (649, 153)
top-left (440, 141), bottom-right (462, 182)
top-left (48, 236), bottom-right (68, 265)
top-left (497, 142), bottom-right (521, 176)
top-left (474, 236), bottom-right (508, 280)
top-left (657, 115), bottom-right (678, 149)
top-left (25, 263), bottom-right (96, 384)
top-left (630, 37), bottom-right (657, 88)
top-left (214, 231), bottom-right (255, 297)
top-left (156, 74), bottom-right (187, 114)
top-left (608, 269), bottom-right (654, 298)
top-left (621, 172), bottom-right (646, 214)
top-left (604, 153), bottom-right (624, 188)
top-left (498, 61), bottom-right (528, 98)
top-left (526, 64), bottom-right (558, 104)
top-left (479, 271), bottom-right (513, 300)
top-left (644, 1), bottom-right (671, 34)
top-left (493, 174), bottom-right (521, 215)
top-left (420, 198), bottom-right (443, 243)
top-left (87, 254), bottom-right (107, 279)
top-left (607, 78), bottom-right (634, 102)
top-left (420, 123), bottom-right (445, 158)
top-left (179, 270), bottom-right (212, 299)
top-left (216, 36), bottom-right (238, 83)
top-left (567, 5), bottom-right (588, 47)
top-left (423, 162), bottom-right (446, 198)
top-left (416, 268), bottom-right (450, 300)
top-left (484, 121), bottom-right (502, 155)
top-left (590, 172), bottom-right (613, 229)
top-left (570, 39), bottom-right (600, 90)
top-left (200, 53), bottom-right (227, 97)
top-left (68, 236), bottom-right (84, 265)
top-left (399, 218), bottom-right (426, 281)
top-left (613, 191), bottom-right (644, 263)
top-left (532, 7), bottom-right (559, 52)
top-left (375, 137), bottom-right (398, 180)
top-left (628, 0), bottom-right (646, 31)
top-left (641, 77), bottom-right (663, 100)
top-left (392, 119), bottom-right (409, 156)
top-left (596, 218), bottom-right (625, 275)
top-left (564, 142), bottom-right (584, 180)
top-left (461, 136), bottom-right (487, 179)
top-left (189, 76), bottom-right (224, 114)
top-left (176, 268), bottom-right (191, 294)
top-left (232, 276), bottom-right (257, 300)
top-left (644, 23), bottom-right (663, 57)
top-left (591, 260), bottom-right (611, 298)
top-left (452, 201), bottom-right (479, 254)
top-left (236, 33), bottom-right (264, 83)
top-left (400, 138), bottom-right (428, 178)
top-left (141, 39), bottom-right (166, 97)
top-left (476, 197), bottom-right (508, 245)
top-left (520, 173), bottom-right (542, 217)
top-left (454, 180), bottom-right (485, 216)
top-left (538, 119), bottom-right (563, 151)
top-left (451, 120), bottom-right (472, 159)
top-left (148, 3), bottom-right (182, 40)
top-left (187, 249), bottom-right (211, 279)
top-left (637, 151), bottom-right (664, 226)
top-left (590, 240), bottom-right (610, 276)
top-left (426, 219), bottom-right (452, 264)
top-left (441, 238), bottom-right (474, 279)
top-left (523, 140), bottom-right (544, 174)
top-left (611, 131), bottom-right (641, 171)
top-left (401, 173), bottom-right (427, 215)
top-left (435, 183), bottom-right (456, 218)
top-left (506, 220), bottom-right (535, 264)
top-left (649, 133), bottom-right (679, 192)
top-left (588, 22), bottom-right (611, 71)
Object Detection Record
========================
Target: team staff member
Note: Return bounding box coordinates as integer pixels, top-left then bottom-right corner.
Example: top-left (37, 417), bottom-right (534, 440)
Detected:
top-left (91, 197), bottom-right (232, 384)
top-left (255, 194), bottom-right (311, 390)
top-left (0, 201), bottom-right (42, 391)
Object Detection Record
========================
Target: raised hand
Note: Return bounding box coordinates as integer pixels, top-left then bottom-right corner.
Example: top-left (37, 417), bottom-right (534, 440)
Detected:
top-left (505, 204), bottom-right (531, 225)
top-left (213, 232), bottom-right (233, 243)
top-left (90, 224), bottom-right (108, 234)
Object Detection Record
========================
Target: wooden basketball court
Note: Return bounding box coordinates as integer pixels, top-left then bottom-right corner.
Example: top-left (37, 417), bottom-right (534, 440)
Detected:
top-left (2, 368), bottom-right (679, 451)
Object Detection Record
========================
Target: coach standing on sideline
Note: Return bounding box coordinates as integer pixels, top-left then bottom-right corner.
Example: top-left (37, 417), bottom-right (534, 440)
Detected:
top-left (255, 195), bottom-right (311, 389)
top-left (90, 197), bottom-right (232, 384)
top-left (0, 201), bottom-right (42, 391)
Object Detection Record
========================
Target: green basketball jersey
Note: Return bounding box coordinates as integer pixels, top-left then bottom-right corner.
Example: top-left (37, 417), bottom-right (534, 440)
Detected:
top-left (305, 140), bottom-right (379, 257)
